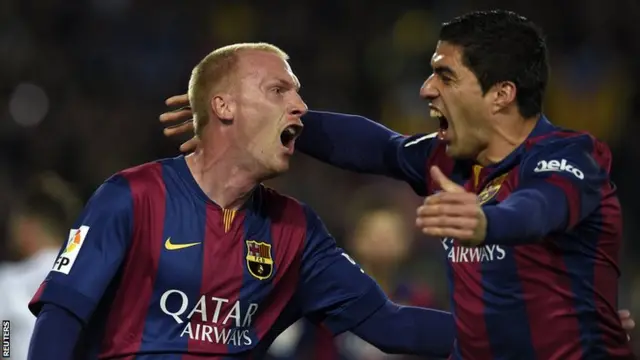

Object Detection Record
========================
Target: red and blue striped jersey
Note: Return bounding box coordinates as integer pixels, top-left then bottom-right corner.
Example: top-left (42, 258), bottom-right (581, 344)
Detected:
top-left (388, 116), bottom-right (633, 359)
top-left (29, 156), bottom-right (387, 359)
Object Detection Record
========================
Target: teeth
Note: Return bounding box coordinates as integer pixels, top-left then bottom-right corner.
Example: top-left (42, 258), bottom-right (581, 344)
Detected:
top-left (430, 109), bottom-right (443, 118)
top-left (281, 125), bottom-right (301, 146)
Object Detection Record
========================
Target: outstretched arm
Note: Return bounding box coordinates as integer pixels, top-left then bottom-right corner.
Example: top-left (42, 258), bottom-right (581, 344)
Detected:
top-left (297, 111), bottom-right (435, 194)
top-left (350, 300), bottom-right (454, 356)
top-left (160, 95), bottom-right (436, 195)
top-left (298, 204), bottom-right (454, 357)
top-left (296, 111), bottom-right (401, 174)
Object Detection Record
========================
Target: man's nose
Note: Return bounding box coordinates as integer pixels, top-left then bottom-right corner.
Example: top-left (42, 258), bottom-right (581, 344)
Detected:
top-left (289, 94), bottom-right (308, 117)
top-left (420, 76), bottom-right (439, 100)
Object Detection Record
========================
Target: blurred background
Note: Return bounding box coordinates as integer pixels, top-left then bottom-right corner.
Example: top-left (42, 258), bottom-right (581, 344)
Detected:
top-left (0, 0), bottom-right (639, 359)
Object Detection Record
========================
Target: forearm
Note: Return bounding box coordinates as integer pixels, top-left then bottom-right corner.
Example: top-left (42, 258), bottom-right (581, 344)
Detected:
top-left (28, 304), bottom-right (82, 360)
top-left (351, 300), bottom-right (454, 357)
top-left (298, 111), bottom-right (401, 175)
top-left (483, 184), bottom-right (567, 245)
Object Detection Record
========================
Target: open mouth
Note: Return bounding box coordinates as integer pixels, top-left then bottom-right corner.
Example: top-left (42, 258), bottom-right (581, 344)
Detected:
top-left (430, 108), bottom-right (449, 140)
top-left (280, 124), bottom-right (303, 148)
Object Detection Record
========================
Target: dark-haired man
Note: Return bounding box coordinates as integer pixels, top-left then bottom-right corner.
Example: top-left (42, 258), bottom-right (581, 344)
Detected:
top-left (162, 10), bottom-right (635, 359)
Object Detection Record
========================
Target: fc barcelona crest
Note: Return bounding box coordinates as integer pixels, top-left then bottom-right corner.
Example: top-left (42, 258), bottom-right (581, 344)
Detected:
top-left (477, 174), bottom-right (508, 205)
top-left (245, 240), bottom-right (273, 280)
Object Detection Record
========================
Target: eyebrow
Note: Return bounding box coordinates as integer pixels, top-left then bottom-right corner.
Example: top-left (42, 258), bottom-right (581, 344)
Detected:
top-left (433, 65), bottom-right (456, 78)
top-left (274, 78), bottom-right (301, 91)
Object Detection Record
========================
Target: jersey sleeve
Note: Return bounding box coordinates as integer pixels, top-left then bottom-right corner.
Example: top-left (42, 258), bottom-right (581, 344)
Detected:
top-left (483, 139), bottom-right (611, 244)
top-left (387, 133), bottom-right (438, 196)
top-left (298, 111), bottom-right (435, 195)
top-left (297, 204), bottom-right (388, 335)
top-left (28, 175), bottom-right (133, 323)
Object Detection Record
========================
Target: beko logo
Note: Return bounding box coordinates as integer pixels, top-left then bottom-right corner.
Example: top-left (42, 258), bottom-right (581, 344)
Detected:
top-left (534, 159), bottom-right (584, 179)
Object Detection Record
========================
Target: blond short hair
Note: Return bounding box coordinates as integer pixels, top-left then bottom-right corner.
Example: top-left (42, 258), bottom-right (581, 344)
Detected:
top-left (188, 42), bottom-right (289, 136)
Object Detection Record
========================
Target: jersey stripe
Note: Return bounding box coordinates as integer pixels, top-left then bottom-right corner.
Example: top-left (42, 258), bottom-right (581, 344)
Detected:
top-left (456, 161), bottom-right (492, 360)
top-left (254, 191), bottom-right (306, 340)
top-left (510, 167), bottom-right (585, 359)
top-left (563, 222), bottom-right (605, 358)
top-left (483, 172), bottom-right (536, 360)
top-left (186, 205), bottom-right (246, 356)
top-left (424, 145), bottom-right (475, 360)
top-left (135, 163), bottom-right (205, 356)
top-left (100, 163), bottom-right (166, 357)
top-left (589, 142), bottom-right (629, 358)
top-left (546, 173), bottom-right (582, 227)
top-left (236, 191), bottom-right (276, 351)
top-left (565, 139), bottom-right (605, 357)
top-left (480, 173), bottom-right (535, 359)
top-left (515, 237), bottom-right (584, 359)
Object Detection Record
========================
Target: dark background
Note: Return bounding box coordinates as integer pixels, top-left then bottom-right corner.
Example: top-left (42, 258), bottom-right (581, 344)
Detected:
top-left (1, 0), bottom-right (639, 355)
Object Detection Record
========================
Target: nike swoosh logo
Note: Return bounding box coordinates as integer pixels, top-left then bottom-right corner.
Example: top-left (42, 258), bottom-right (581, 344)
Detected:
top-left (165, 237), bottom-right (201, 250)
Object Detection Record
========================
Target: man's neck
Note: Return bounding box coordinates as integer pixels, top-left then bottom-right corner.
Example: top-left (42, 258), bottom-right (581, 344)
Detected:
top-left (476, 114), bottom-right (540, 166)
top-left (186, 146), bottom-right (259, 209)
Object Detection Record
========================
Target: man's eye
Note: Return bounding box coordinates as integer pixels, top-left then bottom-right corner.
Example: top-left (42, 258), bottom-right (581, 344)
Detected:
top-left (272, 86), bottom-right (284, 94)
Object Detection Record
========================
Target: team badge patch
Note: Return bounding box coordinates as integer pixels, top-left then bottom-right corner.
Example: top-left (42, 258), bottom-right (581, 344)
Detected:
top-left (477, 174), bottom-right (508, 205)
top-left (245, 240), bottom-right (273, 280)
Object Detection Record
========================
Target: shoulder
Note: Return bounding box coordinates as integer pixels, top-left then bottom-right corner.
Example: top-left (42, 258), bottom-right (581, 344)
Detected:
top-left (521, 130), bottom-right (612, 179)
top-left (84, 159), bottom-right (170, 214)
top-left (105, 158), bottom-right (176, 200)
top-left (526, 129), bottom-right (610, 155)
top-left (116, 159), bottom-right (167, 189)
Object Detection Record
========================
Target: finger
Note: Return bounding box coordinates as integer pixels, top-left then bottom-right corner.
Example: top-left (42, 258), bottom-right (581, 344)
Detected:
top-left (165, 94), bottom-right (189, 107)
top-left (421, 226), bottom-right (474, 239)
top-left (424, 192), bottom-right (478, 205)
top-left (618, 309), bottom-right (631, 319)
top-left (621, 318), bottom-right (635, 330)
top-left (431, 166), bottom-right (465, 193)
top-left (163, 120), bottom-right (195, 137)
top-left (159, 109), bottom-right (193, 123)
top-left (179, 137), bottom-right (199, 153)
top-left (417, 204), bottom-right (480, 217)
top-left (416, 215), bottom-right (478, 230)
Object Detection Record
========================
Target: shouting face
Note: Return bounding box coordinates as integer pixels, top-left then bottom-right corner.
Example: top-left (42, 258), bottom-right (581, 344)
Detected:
top-left (420, 41), bottom-right (493, 159)
top-left (225, 50), bottom-right (307, 178)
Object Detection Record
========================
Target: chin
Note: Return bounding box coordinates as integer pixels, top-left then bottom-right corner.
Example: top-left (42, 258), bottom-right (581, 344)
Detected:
top-left (275, 162), bottom-right (290, 175)
top-left (262, 162), bottom-right (290, 180)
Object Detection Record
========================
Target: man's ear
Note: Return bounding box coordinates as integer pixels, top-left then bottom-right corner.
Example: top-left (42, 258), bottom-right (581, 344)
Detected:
top-left (491, 81), bottom-right (517, 114)
top-left (211, 94), bottom-right (235, 123)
